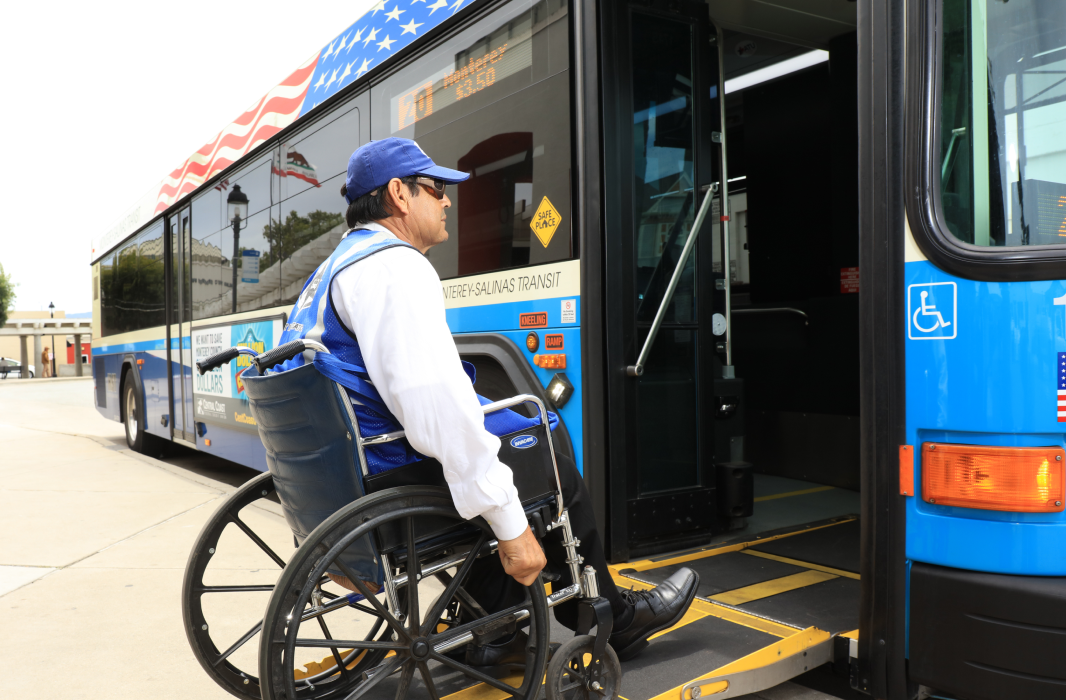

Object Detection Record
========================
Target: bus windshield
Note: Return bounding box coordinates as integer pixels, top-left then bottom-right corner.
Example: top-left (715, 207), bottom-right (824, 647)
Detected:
top-left (940, 0), bottom-right (1066, 247)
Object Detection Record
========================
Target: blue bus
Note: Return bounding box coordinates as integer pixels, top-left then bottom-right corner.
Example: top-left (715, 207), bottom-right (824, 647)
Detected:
top-left (90, 0), bottom-right (1066, 697)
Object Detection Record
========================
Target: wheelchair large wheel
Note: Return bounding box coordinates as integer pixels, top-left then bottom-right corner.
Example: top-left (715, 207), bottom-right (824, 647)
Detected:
top-left (183, 472), bottom-right (390, 699)
top-left (259, 486), bottom-right (551, 700)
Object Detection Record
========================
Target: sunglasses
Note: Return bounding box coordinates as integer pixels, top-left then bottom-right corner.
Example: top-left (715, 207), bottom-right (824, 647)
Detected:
top-left (414, 177), bottom-right (447, 200)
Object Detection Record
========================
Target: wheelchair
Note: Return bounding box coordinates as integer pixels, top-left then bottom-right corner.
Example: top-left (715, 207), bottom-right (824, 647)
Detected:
top-left (183, 338), bottom-right (620, 700)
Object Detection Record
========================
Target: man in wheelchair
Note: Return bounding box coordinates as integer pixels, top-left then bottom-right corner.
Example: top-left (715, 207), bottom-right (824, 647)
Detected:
top-left (277, 138), bottom-right (699, 667)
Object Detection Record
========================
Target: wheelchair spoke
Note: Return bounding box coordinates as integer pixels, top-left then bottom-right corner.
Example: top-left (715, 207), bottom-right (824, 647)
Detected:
top-left (196, 584), bottom-right (275, 593)
top-left (434, 571), bottom-right (489, 620)
top-left (212, 619), bottom-right (263, 666)
top-left (393, 661), bottom-right (416, 700)
top-left (421, 531), bottom-right (489, 636)
top-left (429, 652), bottom-right (525, 698)
top-left (335, 557), bottom-right (411, 642)
top-left (406, 517), bottom-right (420, 635)
top-left (417, 661), bottom-right (441, 700)
top-left (342, 654), bottom-right (404, 700)
top-left (316, 615), bottom-right (351, 682)
top-left (227, 514), bottom-right (287, 569)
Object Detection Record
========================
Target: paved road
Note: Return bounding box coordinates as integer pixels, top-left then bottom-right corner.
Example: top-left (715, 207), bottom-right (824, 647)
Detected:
top-left (0, 378), bottom-right (850, 700)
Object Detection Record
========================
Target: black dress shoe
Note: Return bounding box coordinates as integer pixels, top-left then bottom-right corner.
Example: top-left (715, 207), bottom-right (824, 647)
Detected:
top-left (609, 568), bottom-right (699, 662)
top-left (463, 631), bottom-right (560, 677)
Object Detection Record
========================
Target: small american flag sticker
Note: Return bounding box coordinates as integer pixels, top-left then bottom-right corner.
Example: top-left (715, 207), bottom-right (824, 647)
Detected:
top-left (1059, 353), bottom-right (1066, 422)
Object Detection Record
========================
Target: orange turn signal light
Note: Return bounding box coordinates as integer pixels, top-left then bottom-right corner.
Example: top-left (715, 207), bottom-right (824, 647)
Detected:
top-left (533, 354), bottom-right (566, 369)
top-left (922, 443), bottom-right (1065, 512)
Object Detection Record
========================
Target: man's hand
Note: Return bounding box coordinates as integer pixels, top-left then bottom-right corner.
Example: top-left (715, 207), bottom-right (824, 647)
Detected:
top-left (497, 526), bottom-right (546, 586)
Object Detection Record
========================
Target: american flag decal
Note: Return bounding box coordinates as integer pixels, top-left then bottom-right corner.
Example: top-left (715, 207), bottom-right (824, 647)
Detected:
top-left (154, 56), bottom-right (319, 214)
top-left (97, 0), bottom-right (470, 257)
top-left (1059, 352), bottom-right (1066, 422)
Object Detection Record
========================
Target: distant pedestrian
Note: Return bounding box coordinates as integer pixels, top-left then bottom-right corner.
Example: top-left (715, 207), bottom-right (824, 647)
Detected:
top-left (41, 347), bottom-right (52, 378)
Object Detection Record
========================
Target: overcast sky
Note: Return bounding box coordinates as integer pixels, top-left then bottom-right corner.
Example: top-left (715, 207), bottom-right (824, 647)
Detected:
top-left (0, 0), bottom-right (375, 314)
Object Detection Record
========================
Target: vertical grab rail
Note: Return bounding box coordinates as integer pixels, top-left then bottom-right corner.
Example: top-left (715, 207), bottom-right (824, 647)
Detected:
top-left (626, 184), bottom-right (714, 377)
top-left (717, 25), bottom-right (734, 376)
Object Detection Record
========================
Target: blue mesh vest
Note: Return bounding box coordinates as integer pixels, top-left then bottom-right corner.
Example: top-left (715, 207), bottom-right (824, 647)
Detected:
top-left (277, 227), bottom-right (559, 475)
top-left (276, 228), bottom-right (420, 473)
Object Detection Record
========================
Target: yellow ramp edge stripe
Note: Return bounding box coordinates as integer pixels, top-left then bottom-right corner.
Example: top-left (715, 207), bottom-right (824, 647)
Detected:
top-left (610, 569), bottom-right (798, 639)
top-left (753, 485), bottom-right (835, 503)
top-left (618, 518), bottom-right (857, 573)
top-left (710, 570), bottom-right (838, 606)
top-left (741, 549), bottom-right (862, 581)
top-left (651, 626), bottom-right (832, 700)
top-left (840, 628), bottom-right (860, 640)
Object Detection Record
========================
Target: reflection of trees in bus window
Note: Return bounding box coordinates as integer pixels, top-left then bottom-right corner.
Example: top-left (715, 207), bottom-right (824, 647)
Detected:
top-left (100, 222), bottom-right (166, 336)
top-left (372, 0), bottom-right (572, 280)
top-left (941, 0), bottom-right (1066, 247)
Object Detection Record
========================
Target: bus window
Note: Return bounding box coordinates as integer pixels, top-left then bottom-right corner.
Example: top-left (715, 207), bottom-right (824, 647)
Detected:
top-left (632, 12), bottom-right (697, 325)
top-left (261, 105), bottom-right (360, 309)
top-left (209, 152), bottom-right (282, 315)
top-left (276, 105), bottom-right (359, 203)
top-left (99, 221), bottom-right (166, 336)
top-left (371, 0), bottom-right (572, 279)
top-left (940, 0), bottom-right (1066, 247)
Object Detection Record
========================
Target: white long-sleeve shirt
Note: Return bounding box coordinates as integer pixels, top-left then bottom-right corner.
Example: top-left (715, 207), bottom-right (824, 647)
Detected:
top-left (331, 222), bottom-right (527, 541)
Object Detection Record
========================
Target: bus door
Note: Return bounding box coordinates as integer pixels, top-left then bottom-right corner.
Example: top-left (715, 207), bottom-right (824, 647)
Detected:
top-left (167, 206), bottom-right (195, 443)
top-left (602, 0), bottom-right (723, 559)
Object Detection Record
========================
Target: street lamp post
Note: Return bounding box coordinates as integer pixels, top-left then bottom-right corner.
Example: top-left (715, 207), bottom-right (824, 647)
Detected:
top-left (47, 302), bottom-right (56, 378)
top-left (227, 185), bottom-right (249, 314)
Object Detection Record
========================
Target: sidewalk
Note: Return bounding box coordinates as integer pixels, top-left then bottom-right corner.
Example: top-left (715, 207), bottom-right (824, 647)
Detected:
top-left (0, 379), bottom-right (281, 700)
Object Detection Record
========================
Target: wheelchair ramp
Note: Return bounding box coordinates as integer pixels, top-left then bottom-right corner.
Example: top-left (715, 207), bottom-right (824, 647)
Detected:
top-left (608, 517), bottom-right (860, 699)
top-left (373, 518), bottom-right (862, 700)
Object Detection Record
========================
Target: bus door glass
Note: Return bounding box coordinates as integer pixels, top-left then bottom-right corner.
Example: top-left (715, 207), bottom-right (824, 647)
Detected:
top-left (612, 0), bottom-right (719, 554)
top-left (168, 208), bottom-right (194, 441)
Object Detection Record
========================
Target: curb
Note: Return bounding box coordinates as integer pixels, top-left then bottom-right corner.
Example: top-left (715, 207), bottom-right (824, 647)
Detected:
top-left (0, 375), bottom-right (93, 386)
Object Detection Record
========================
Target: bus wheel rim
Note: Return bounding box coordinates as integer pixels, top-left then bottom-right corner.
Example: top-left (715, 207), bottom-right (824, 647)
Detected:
top-left (126, 386), bottom-right (137, 437)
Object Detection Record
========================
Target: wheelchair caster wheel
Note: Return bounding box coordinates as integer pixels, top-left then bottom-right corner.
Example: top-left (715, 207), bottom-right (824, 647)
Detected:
top-left (546, 635), bottom-right (622, 700)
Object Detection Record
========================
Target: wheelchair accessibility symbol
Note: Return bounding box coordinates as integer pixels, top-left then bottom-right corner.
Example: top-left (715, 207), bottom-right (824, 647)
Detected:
top-left (908, 282), bottom-right (957, 340)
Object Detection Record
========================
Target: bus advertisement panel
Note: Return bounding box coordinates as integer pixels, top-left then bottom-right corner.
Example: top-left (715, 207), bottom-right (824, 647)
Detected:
top-left (192, 318), bottom-right (283, 434)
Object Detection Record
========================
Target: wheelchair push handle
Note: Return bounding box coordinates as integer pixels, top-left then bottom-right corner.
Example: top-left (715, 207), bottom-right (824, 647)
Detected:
top-left (195, 347), bottom-right (242, 375)
top-left (194, 339), bottom-right (329, 376)
top-left (254, 339), bottom-right (327, 373)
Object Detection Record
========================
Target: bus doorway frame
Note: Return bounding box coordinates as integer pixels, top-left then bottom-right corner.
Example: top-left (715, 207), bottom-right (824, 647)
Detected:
top-left (577, 0), bottom-right (910, 695)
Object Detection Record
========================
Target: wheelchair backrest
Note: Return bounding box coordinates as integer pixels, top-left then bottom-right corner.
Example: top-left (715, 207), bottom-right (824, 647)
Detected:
top-left (242, 362), bottom-right (368, 547)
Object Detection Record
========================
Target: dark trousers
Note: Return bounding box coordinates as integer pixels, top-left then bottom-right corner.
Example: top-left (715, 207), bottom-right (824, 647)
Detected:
top-left (463, 454), bottom-right (626, 630)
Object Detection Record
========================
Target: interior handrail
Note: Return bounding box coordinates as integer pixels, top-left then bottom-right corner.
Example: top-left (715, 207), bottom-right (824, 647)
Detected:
top-left (732, 307), bottom-right (809, 325)
top-left (626, 184), bottom-right (714, 377)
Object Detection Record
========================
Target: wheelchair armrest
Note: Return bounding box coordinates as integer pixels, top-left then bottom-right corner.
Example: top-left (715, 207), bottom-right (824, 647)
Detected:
top-left (357, 394), bottom-right (564, 520)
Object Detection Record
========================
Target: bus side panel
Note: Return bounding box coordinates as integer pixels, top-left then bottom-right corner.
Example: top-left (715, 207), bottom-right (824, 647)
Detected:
top-left (198, 421), bottom-right (269, 472)
top-left (904, 259), bottom-right (1066, 576)
top-left (447, 296), bottom-right (582, 474)
top-left (92, 351), bottom-right (124, 423)
top-left (141, 349), bottom-right (171, 441)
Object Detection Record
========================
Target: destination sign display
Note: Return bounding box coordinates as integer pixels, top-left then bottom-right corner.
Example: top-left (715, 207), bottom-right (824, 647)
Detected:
top-left (391, 32), bottom-right (531, 132)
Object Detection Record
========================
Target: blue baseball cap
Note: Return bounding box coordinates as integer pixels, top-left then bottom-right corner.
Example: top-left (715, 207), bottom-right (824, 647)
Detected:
top-left (343, 138), bottom-right (469, 204)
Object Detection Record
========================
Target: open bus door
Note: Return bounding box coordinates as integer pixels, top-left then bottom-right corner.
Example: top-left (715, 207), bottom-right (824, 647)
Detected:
top-left (601, 0), bottom-right (723, 561)
top-left (167, 207), bottom-right (195, 444)
top-left (592, 0), bottom-right (868, 696)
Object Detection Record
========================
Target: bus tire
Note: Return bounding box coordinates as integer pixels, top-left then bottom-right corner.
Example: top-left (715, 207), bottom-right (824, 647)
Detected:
top-left (123, 377), bottom-right (156, 454)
